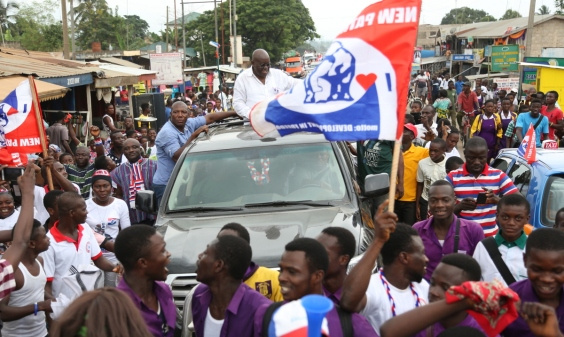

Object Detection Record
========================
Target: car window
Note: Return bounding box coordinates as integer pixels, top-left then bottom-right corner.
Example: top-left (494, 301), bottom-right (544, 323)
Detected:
top-left (542, 175), bottom-right (564, 228)
top-left (167, 143), bottom-right (348, 211)
top-left (507, 162), bottom-right (531, 195)
top-left (491, 157), bottom-right (512, 173)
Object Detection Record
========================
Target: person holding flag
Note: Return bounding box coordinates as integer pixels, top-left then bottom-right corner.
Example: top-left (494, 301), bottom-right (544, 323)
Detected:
top-left (516, 99), bottom-right (549, 148)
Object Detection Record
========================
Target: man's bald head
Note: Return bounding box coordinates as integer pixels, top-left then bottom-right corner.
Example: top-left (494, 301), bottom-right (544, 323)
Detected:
top-left (172, 101), bottom-right (187, 110)
top-left (123, 138), bottom-right (142, 163)
top-left (58, 192), bottom-right (85, 216)
top-left (123, 138), bottom-right (140, 148)
top-left (251, 49), bottom-right (269, 61)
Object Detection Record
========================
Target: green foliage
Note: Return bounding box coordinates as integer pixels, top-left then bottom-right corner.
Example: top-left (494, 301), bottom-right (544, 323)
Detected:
top-left (556, 0), bottom-right (564, 15)
top-left (8, 0), bottom-right (62, 51)
top-left (536, 5), bottom-right (551, 15)
top-left (440, 7), bottom-right (497, 24)
top-left (0, 0), bottom-right (19, 34)
top-left (500, 9), bottom-right (522, 20)
top-left (184, 0), bottom-right (318, 66)
top-left (74, 0), bottom-right (116, 50)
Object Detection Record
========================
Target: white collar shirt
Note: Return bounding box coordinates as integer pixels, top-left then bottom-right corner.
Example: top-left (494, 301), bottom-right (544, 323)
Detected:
top-left (232, 67), bottom-right (300, 118)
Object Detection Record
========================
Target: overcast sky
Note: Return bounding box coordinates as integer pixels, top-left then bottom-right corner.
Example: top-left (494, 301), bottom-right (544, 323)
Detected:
top-left (24, 0), bottom-right (560, 39)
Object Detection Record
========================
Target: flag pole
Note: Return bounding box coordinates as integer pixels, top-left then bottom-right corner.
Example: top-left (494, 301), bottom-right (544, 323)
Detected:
top-left (387, 139), bottom-right (401, 213)
top-left (28, 76), bottom-right (54, 190)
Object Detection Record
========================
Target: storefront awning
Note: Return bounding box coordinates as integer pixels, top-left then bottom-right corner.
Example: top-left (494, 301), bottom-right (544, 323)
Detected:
top-left (0, 76), bottom-right (69, 102)
top-left (93, 68), bottom-right (141, 88)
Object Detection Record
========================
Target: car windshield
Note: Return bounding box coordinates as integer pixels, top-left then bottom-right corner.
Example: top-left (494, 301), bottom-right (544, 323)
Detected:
top-left (286, 62), bottom-right (301, 68)
top-left (542, 175), bottom-right (564, 227)
top-left (167, 143), bottom-right (348, 211)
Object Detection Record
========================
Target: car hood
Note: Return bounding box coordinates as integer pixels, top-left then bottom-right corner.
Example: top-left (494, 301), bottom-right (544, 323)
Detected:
top-left (160, 205), bottom-right (360, 274)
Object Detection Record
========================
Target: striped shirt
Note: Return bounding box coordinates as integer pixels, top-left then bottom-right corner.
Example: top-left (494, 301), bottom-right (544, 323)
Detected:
top-left (65, 163), bottom-right (96, 199)
top-left (446, 164), bottom-right (518, 236)
top-left (110, 158), bottom-right (157, 224)
top-left (0, 259), bottom-right (15, 299)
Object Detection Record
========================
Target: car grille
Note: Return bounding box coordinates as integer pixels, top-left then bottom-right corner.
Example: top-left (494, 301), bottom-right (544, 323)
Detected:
top-left (168, 273), bottom-right (199, 311)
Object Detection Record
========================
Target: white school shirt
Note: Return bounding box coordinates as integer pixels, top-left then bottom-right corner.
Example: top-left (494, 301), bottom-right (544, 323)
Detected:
top-left (232, 68), bottom-right (300, 118)
top-left (40, 223), bottom-right (102, 297)
top-left (472, 240), bottom-right (527, 287)
top-left (361, 271), bottom-right (429, 334)
top-left (416, 156), bottom-right (447, 201)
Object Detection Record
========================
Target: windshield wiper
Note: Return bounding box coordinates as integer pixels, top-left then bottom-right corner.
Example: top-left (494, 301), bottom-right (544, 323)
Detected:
top-left (244, 200), bottom-right (334, 208)
top-left (167, 206), bottom-right (244, 213)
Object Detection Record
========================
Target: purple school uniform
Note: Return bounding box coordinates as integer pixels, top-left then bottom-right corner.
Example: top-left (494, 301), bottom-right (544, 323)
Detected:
top-left (413, 215), bottom-right (485, 281)
top-left (504, 279), bottom-right (564, 337)
top-left (192, 282), bottom-right (272, 337)
top-left (117, 279), bottom-right (176, 337)
top-left (413, 314), bottom-right (491, 337)
top-left (322, 285), bottom-right (342, 305)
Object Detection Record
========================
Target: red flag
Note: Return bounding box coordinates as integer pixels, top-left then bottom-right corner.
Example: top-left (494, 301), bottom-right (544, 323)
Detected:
top-left (517, 123), bottom-right (537, 164)
top-left (251, 0), bottom-right (422, 141)
top-left (0, 79), bottom-right (44, 165)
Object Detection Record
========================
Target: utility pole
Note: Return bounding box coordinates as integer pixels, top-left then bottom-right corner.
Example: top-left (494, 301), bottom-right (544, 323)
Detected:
top-left (166, 6), bottom-right (169, 48)
top-left (233, 0), bottom-right (238, 66)
top-left (61, 0), bottom-right (70, 59)
top-left (174, 0), bottom-right (178, 50)
top-left (70, 0), bottom-right (76, 59)
top-left (525, 0), bottom-right (536, 57)
top-left (221, 1), bottom-right (225, 64)
top-left (214, 0), bottom-right (219, 44)
top-left (200, 33), bottom-right (206, 66)
top-left (182, 2), bottom-right (187, 67)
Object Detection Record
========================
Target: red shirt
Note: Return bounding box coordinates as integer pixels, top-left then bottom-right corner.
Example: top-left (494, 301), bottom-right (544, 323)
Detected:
top-left (457, 91), bottom-right (478, 113)
top-left (541, 105), bottom-right (563, 140)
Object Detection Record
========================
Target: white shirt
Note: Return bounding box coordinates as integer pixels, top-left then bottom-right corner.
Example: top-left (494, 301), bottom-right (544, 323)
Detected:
top-left (440, 79), bottom-right (450, 90)
top-left (0, 209), bottom-right (19, 231)
top-left (204, 308), bottom-right (224, 337)
top-left (40, 223), bottom-right (102, 297)
top-left (415, 122), bottom-right (438, 141)
top-left (85, 198), bottom-right (130, 262)
top-left (232, 68), bottom-right (300, 118)
top-left (472, 240), bottom-right (527, 287)
top-left (362, 271), bottom-right (429, 334)
top-left (416, 156), bottom-right (447, 201)
top-left (445, 146), bottom-right (460, 159)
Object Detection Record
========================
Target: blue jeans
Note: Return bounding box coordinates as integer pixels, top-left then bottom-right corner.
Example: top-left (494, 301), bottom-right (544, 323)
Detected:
top-left (153, 184), bottom-right (167, 209)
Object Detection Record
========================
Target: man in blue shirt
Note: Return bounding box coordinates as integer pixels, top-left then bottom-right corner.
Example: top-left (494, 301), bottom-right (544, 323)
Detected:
top-left (516, 99), bottom-right (549, 147)
top-left (455, 75), bottom-right (464, 95)
top-left (152, 101), bottom-right (236, 204)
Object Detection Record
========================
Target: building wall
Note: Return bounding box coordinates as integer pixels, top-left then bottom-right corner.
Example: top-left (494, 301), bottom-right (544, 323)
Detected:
top-left (530, 19), bottom-right (564, 57)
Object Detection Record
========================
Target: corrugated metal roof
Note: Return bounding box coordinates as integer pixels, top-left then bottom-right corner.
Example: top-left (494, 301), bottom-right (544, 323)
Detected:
top-left (0, 75), bottom-right (69, 102)
top-left (456, 15), bottom-right (562, 39)
top-left (100, 57), bottom-right (144, 69)
top-left (0, 53), bottom-right (93, 78)
top-left (96, 63), bottom-right (156, 76)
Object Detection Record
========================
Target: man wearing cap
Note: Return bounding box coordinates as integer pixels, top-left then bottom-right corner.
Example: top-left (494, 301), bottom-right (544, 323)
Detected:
top-left (456, 82), bottom-right (479, 130)
top-left (395, 123), bottom-right (429, 225)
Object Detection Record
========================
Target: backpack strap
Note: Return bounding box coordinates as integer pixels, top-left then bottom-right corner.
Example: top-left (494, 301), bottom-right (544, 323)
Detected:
top-left (533, 115), bottom-right (544, 130)
top-left (261, 301), bottom-right (285, 337)
top-left (453, 218), bottom-right (461, 253)
top-left (482, 237), bottom-right (517, 285)
top-left (336, 306), bottom-right (353, 337)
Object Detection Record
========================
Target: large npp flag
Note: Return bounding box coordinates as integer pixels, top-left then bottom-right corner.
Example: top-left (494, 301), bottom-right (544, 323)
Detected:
top-left (251, 0), bottom-right (422, 141)
top-left (0, 79), bottom-right (44, 165)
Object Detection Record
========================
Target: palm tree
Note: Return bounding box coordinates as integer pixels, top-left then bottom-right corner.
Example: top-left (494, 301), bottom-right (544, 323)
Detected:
top-left (0, 0), bottom-right (19, 46)
top-left (536, 5), bottom-right (551, 15)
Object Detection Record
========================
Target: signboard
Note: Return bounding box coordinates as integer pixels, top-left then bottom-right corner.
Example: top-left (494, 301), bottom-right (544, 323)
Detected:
top-left (491, 45), bottom-right (519, 72)
top-left (150, 53), bottom-right (183, 85)
top-left (493, 77), bottom-right (519, 92)
top-left (452, 54), bottom-right (474, 61)
top-left (523, 56), bottom-right (564, 67)
top-left (522, 69), bottom-right (537, 85)
top-left (484, 45), bottom-right (492, 57)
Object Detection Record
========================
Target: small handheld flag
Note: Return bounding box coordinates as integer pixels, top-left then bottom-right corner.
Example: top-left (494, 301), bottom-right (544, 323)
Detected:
top-left (209, 41), bottom-right (220, 48)
top-left (250, 0), bottom-right (422, 141)
top-left (517, 123), bottom-right (537, 164)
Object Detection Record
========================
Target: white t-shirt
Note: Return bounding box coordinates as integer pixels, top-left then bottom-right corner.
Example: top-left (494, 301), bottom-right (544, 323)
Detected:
top-left (40, 223), bottom-right (102, 297)
top-left (473, 240), bottom-right (527, 287)
top-left (415, 122), bottom-right (438, 141)
top-left (361, 271), bottom-right (429, 334)
top-left (446, 147), bottom-right (460, 159)
top-left (0, 208), bottom-right (19, 231)
top-left (85, 198), bottom-right (130, 261)
top-left (204, 308), bottom-right (224, 337)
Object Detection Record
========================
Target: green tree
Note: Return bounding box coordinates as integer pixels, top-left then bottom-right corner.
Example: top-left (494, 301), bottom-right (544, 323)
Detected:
top-left (0, 0), bottom-right (19, 44)
top-left (440, 7), bottom-right (496, 24)
top-left (73, 0), bottom-right (116, 50)
top-left (536, 5), bottom-right (551, 15)
top-left (500, 9), bottom-right (522, 20)
top-left (556, 0), bottom-right (564, 15)
top-left (10, 0), bottom-right (62, 51)
top-left (185, 0), bottom-right (318, 66)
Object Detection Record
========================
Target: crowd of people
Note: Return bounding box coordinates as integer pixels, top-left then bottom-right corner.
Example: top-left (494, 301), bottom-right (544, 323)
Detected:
top-left (0, 50), bottom-right (563, 337)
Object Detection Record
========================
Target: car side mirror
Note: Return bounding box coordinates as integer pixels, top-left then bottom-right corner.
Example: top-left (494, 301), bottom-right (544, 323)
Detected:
top-left (136, 190), bottom-right (157, 214)
top-left (363, 173), bottom-right (390, 197)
